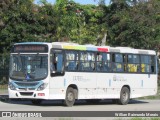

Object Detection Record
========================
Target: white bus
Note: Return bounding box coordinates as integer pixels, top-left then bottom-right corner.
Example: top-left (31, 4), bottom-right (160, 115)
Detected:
top-left (9, 42), bottom-right (158, 106)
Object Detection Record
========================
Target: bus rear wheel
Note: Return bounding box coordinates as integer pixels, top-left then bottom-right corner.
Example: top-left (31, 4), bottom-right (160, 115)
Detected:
top-left (64, 87), bottom-right (76, 107)
top-left (118, 87), bottom-right (130, 105)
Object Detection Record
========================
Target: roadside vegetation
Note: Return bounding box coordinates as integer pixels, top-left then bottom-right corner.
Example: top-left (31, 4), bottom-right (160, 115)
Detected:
top-left (0, 0), bottom-right (160, 97)
top-left (0, 0), bottom-right (160, 53)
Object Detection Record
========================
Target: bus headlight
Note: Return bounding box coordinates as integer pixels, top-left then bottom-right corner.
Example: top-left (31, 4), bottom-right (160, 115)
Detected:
top-left (37, 83), bottom-right (48, 91)
top-left (9, 82), bottom-right (16, 90)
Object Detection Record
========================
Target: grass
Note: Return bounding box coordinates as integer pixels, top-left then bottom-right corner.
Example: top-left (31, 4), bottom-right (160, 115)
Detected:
top-left (0, 84), bottom-right (8, 94)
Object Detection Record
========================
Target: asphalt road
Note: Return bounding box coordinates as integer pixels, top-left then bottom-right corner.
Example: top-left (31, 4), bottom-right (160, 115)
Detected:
top-left (0, 95), bottom-right (160, 119)
top-left (0, 95), bottom-right (159, 111)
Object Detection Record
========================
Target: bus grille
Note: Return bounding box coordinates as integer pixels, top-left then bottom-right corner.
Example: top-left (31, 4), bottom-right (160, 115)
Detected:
top-left (20, 92), bottom-right (33, 96)
top-left (15, 82), bottom-right (39, 87)
top-left (18, 88), bottom-right (36, 90)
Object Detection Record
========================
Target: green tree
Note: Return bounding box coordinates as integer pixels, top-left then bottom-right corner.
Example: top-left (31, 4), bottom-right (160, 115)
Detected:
top-left (106, 0), bottom-right (160, 49)
top-left (0, 0), bottom-right (56, 53)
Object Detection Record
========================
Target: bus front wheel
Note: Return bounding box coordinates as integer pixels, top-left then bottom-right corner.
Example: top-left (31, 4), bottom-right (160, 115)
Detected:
top-left (64, 87), bottom-right (76, 107)
top-left (118, 87), bottom-right (130, 105)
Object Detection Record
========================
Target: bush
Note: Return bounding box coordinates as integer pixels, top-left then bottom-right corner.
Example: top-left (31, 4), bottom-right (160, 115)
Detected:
top-left (0, 76), bottom-right (8, 85)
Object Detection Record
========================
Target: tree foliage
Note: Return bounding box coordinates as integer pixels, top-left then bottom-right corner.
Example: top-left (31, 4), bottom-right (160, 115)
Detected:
top-left (107, 0), bottom-right (160, 50)
top-left (0, 0), bottom-right (160, 53)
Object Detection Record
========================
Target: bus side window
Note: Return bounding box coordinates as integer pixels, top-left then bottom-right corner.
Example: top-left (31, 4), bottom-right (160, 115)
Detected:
top-left (151, 56), bottom-right (155, 73)
top-left (112, 53), bottom-right (124, 72)
top-left (128, 64), bottom-right (138, 72)
top-left (142, 64), bottom-right (145, 72)
top-left (79, 52), bottom-right (95, 71)
top-left (140, 55), bottom-right (152, 73)
top-left (151, 65), bottom-right (154, 73)
top-left (65, 50), bottom-right (78, 71)
top-left (67, 61), bottom-right (76, 70)
top-left (127, 54), bottom-right (140, 73)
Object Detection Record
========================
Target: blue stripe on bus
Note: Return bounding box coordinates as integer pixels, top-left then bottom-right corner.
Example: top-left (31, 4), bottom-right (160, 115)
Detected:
top-left (141, 80), bottom-right (143, 87)
top-left (86, 47), bottom-right (97, 51)
top-left (109, 79), bottom-right (111, 87)
top-left (64, 78), bottom-right (66, 87)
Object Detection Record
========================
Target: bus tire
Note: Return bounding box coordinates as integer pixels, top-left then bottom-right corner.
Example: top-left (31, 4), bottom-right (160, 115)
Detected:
top-left (64, 87), bottom-right (76, 107)
top-left (118, 87), bottom-right (130, 105)
top-left (31, 99), bottom-right (42, 105)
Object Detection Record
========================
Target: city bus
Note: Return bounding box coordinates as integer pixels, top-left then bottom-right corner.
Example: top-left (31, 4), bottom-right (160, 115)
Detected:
top-left (8, 42), bottom-right (158, 106)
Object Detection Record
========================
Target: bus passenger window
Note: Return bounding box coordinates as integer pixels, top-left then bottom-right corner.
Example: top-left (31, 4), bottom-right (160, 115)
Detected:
top-left (151, 65), bottom-right (154, 73)
top-left (79, 52), bottom-right (95, 71)
top-left (112, 53), bottom-right (124, 72)
top-left (140, 55), bottom-right (151, 73)
top-left (151, 56), bottom-right (155, 73)
top-left (67, 61), bottom-right (76, 70)
top-left (141, 64), bottom-right (146, 72)
top-left (65, 51), bottom-right (78, 71)
top-left (128, 64), bottom-right (137, 72)
top-left (127, 54), bottom-right (140, 73)
top-left (96, 53), bottom-right (111, 72)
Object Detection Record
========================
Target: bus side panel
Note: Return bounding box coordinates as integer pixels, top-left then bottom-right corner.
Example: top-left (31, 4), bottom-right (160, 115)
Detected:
top-left (129, 74), bottom-right (157, 98)
top-left (49, 76), bottom-right (66, 99)
top-left (96, 73), bottom-right (157, 99)
top-left (48, 72), bottom-right (157, 100)
top-left (65, 72), bottom-right (97, 99)
top-left (49, 72), bottom-right (98, 99)
top-left (96, 73), bottom-right (121, 98)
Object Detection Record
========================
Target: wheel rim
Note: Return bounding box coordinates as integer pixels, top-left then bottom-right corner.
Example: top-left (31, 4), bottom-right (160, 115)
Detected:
top-left (122, 91), bottom-right (128, 101)
top-left (67, 92), bottom-right (74, 102)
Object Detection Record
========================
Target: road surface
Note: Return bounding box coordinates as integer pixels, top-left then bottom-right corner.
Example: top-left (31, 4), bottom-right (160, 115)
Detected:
top-left (0, 95), bottom-right (159, 119)
top-left (0, 95), bottom-right (160, 111)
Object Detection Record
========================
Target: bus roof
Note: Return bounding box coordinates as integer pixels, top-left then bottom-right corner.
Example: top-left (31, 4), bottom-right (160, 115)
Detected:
top-left (52, 42), bottom-right (156, 55)
top-left (13, 42), bottom-right (156, 55)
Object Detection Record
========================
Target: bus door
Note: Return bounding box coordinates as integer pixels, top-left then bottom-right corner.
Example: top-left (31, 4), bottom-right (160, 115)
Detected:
top-left (50, 49), bottom-right (65, 88)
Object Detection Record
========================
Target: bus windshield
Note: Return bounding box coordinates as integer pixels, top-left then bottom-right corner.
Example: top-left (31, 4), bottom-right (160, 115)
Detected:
top-left (9, 54), bottom-right (48, 81)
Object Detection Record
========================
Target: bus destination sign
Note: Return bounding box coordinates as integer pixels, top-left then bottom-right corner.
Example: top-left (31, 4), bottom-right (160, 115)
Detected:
top-left (12, 45), bottom-right (48, 53)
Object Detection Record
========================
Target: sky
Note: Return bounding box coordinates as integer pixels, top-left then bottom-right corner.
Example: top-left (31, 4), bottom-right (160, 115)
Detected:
top-left (34, 0), bottom-right (110, 5)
